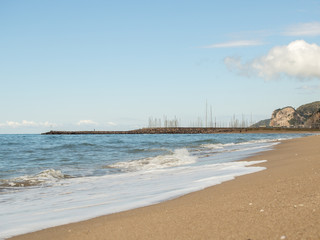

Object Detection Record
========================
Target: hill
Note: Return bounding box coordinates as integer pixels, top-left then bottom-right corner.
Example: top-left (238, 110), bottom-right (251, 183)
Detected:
top-left (253, 101), bottom-right (320, 128)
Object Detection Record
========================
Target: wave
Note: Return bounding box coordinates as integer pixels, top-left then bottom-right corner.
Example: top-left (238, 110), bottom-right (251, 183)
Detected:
top-left (0, 169), bottom-right (70, 188)
top-left (192, 138), bottom-right (220, 144)
top-left (125, 148), bottom-right (169, 154)
top-left (105, 148), bottom-right (197, 172)
top-left (195, 139), bottom-right (280, 159)
top-left (40, 143), bottom-right (100, 151)
top-left (202, 138), bottom-right (278, 149)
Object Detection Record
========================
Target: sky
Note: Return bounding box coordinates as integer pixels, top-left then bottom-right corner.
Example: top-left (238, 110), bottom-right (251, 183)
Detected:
top-left (1, 0), bottom-right (320, 133)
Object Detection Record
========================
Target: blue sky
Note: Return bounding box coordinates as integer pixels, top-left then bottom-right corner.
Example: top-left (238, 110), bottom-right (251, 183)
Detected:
top-left (1, 0), bottom-right (320, 133)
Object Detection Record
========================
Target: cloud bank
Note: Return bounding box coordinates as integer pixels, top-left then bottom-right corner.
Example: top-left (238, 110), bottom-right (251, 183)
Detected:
top-left (0, 121), bottom-right (56, 128)
top-left (225, 40), bottom-right (320, 80)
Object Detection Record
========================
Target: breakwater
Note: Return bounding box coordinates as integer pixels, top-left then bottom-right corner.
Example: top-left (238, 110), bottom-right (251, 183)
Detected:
top-left (42, 128), bottom-right (236, 135)
top-left (41, 127), bottom-right (319, 135)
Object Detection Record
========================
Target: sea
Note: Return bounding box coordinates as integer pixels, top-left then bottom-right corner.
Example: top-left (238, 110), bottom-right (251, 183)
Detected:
top-left (0, 133), bottom-right (312, 239)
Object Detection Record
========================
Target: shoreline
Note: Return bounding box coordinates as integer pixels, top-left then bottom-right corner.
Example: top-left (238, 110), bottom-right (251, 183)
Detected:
top-left (9, 134), bottom-right (320, 239)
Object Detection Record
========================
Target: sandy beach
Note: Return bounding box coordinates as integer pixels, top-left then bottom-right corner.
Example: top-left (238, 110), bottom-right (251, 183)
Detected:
top-left (9, 134), bottom-right (320, 240)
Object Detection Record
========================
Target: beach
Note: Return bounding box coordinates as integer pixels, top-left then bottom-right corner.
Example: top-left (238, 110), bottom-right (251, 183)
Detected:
top-left (8, 134), bottom-right (320, 240)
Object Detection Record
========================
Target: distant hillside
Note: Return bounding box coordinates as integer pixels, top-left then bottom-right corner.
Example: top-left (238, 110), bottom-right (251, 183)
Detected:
top-left (250, 119), bottom-right (271, 128)
top-left (296, 101), bottom-right (320, 120)
top-left (252, 101), bottom-right (320, 128)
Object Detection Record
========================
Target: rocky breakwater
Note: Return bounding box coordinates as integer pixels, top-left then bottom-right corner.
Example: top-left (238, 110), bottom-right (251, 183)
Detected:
top-left (42, 128), bottom-right (246, 135)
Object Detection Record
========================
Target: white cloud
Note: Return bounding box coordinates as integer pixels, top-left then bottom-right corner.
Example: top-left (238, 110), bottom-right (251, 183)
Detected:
top-left (6, 121), bottom-right (21, 128)
top-left (77, 120), bottom-right (97, 126)
top-left (0, 120), bottom-right (57, 128)
top-left (202, 40), bottom-right (264, 48)
top-left (284, 22), bottom-right (320, 36)
top-left (225, 40), bottom-right (320, 80)
top-left (21, 120), bottom-right (38, 126)
top-left (224, 56), bottom-right (250, 76)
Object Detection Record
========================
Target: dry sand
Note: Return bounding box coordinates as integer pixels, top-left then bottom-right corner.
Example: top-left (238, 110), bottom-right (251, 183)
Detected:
top-left (10, 135), bottom-right (320, 240)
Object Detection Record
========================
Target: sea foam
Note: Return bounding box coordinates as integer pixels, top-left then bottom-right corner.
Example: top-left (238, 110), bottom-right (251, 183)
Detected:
top-left (107, 148), bottom-right (197, 171)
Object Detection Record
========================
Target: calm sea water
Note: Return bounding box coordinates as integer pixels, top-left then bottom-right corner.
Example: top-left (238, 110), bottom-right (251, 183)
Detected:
top-left (0, 133), bottom-right (312, 238)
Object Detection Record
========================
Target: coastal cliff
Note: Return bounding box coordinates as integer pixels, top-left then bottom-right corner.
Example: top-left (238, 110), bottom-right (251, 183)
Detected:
top-left (254, 101), bottom-right (320, 128)
top-left (270, 107), bottom-right (297, 127)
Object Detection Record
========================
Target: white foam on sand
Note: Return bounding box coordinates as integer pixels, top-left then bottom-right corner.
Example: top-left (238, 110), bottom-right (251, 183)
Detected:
top-left (0, 158), bottom-right (266, 239)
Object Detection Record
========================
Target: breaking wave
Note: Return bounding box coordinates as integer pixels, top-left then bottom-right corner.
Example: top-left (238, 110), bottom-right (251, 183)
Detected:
top-left (202, 139), bottom-right (279, 150)
top-left (0, 169), bottom-right (69, 188)
top-left (106, 148), bottom-right (197, 172)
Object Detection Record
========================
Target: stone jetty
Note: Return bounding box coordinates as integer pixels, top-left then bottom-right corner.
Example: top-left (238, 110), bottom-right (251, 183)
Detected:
top-left (41, 127), bottom-right (318, 135)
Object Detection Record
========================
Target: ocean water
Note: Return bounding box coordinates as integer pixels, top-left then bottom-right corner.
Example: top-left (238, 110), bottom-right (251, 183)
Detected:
top-left (0, 133), bottom-right (311, 238)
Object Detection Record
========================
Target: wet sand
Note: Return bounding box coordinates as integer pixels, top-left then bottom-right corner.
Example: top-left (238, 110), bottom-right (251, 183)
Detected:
top-left (9, 135), bottom-right (320, 240)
